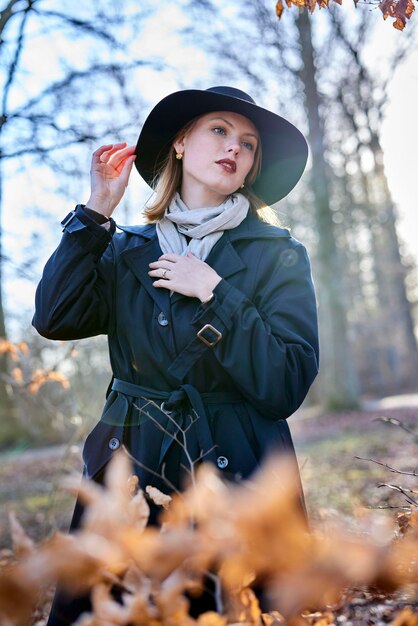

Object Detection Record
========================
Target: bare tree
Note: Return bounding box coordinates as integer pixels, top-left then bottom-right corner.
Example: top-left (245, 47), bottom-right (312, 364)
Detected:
top-left (326, 11), bottom-right (418, 392)
top-left (295, 9), bottom-right (361, 408)
top-left (0, 0), bottom-right (158, 444)
top-left (183, 0), bottom-right (417, 407)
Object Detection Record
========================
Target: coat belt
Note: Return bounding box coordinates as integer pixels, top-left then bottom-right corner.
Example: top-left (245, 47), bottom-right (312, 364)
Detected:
top-left (110, 378), bottom-right (243, 468)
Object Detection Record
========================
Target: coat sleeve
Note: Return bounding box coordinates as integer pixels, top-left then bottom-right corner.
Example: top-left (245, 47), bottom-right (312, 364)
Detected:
top-left (32, 206), bottom-right (116, 340)
top-left (189, 239), bottom-right (319, 420)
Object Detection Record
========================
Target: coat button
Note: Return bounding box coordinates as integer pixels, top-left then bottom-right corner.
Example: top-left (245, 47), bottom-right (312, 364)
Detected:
top-left (158, 312), bottom-right (169, 326)
top-left (108, 437), bottom-right (120, 450)
top-left (217, 455), bottom-right (229, 469)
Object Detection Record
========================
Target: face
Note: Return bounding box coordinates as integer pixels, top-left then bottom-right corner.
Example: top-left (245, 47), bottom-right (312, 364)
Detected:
top-left (173, 110), bottom-right (259, 207)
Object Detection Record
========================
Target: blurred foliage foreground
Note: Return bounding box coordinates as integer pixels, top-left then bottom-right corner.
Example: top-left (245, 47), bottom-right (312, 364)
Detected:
top-left (2, 452), bottom-right (418, 626)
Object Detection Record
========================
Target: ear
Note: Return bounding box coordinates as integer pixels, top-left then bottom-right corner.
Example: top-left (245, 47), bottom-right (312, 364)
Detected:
top-left (173, 136), bottom-right (186, 154)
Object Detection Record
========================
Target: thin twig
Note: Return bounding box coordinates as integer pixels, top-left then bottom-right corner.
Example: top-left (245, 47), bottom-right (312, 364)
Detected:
top-left (122, 445), bottom-right (181, 498)
top-left (355, 456), bottom-right (418, 477)
top-left (205, 570), bottom-right (224, 614)
top-left (377, 483), bottom-right (418, 507)
top-left (373, 416), bottom-right (418, 437)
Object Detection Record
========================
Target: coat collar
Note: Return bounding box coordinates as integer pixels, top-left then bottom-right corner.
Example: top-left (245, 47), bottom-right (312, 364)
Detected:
top-left (116, 212), bottom-right (290, 312)
top-left (117, 212), bottom-right (291, 242)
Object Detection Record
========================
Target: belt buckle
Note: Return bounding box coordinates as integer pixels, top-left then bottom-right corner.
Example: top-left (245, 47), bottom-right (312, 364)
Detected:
top-left (197, 323), bottom-right (222, 347)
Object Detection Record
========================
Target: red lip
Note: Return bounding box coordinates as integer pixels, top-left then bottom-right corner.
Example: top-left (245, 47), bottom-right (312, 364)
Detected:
top-left (216, 159), bottom-right (237, 173)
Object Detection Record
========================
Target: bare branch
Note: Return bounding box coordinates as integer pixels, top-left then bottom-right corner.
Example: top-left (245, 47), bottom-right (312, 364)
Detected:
top-left (9, 60), bottom-right (159, 119)
top-left (0, 0), bottom-right (38, 40)
top-left (31, 8), bottom-right (123, 48)
top-left (1, 0), bottom-right (35, 118)
top-left (0, 122), bottom-right (133, 160)
top-left (122, 445), bottom-right (181, 498)
top-left (355, 456), bottom-right (418, 477)
top-left (377, 483), bottom-right (418, 507)
top-left (373, 415), bottom-right (418, 437)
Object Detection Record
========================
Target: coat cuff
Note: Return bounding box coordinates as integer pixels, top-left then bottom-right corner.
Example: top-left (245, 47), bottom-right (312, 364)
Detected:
top-left (61, 205), bottom-right (116, 256)
top-left (192, 278), bottom-right (247, 332)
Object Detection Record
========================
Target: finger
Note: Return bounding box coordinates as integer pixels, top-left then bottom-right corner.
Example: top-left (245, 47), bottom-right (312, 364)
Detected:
top-left (149, 260), bottom-right (175, 269)
top-left (92, 144), bottom-right (113, 162)
top-left (119, 155), bottom-right (136, 187)
top-left (158, 253), bottom-right (182, 262)
top-left (100, 142), bottom-right (128, 163)
top-left (110, 146), bottom-right (136, 171)
top-left (148, 267), bottom-right (171, 279)
top-left (152, 279), bottom-right (172, 290)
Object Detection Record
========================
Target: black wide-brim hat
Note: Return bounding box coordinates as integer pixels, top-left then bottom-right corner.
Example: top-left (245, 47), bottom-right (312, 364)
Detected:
top-left (135, 86), bottom-right (308, 206)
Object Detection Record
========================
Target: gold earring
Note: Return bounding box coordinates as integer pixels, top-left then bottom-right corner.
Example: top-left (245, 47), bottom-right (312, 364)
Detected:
top-left (175, 152), bottom-right (183, 160)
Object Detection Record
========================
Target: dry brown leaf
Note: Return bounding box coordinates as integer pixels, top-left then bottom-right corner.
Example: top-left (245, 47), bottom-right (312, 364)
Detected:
top-left (0, 567), bottom-right (38, 626)
top-left (391, 607), bottom-right (418, 625)
top-left (261, 611), bottom-right (285, 625)
top-left (28, 369), bottom-right (70, 394)
top-left (146, 485), bottom-right (173, 510)
top-left (12, 454), bottom-right (418, 626)
top-left (224, 587), bottom-right (261, 625)
top-left (129, 489), bottom-right (150, 529)
top-left (23, 531), bottom-right (127, 593)
top-left (128, 474), bottom-right (140, 497)
top-left (196, 612), bottom-right (227, 625)
top-left (275, 0), bottom-right (285, 17)
top-left (0, 338), bottom-right (19, 360)
top-left (9, 512), bottom-right (35, 558)
top-left (11, 367), bottom-right (23, 384)
top-left (274, 0), bottom-right (414, 28)
top-left (89, 583), bottom-right (131, 624)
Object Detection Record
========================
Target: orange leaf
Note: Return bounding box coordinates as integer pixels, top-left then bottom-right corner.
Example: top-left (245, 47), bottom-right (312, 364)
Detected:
top-left (275, 0), bottom-right (285, 16)
top-left (146, 485), bottom-right (172, 510)
top-left (9, 512), bottom-right (35, 559)
top-left (196, 611), bottom-right (227, 625)
top-left (391, 607), bottom-right (418, 625)
top-left (12, 367), bottom-right (23, 384)
top-left (17, 341), bottom-right (29, 354)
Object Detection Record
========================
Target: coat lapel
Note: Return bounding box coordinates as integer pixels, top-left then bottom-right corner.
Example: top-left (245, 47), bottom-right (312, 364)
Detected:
top-left (170, 232), bottom-right (247, 304)
top-left (120, 236), bottom-right (171, 316)
top-left (209, 232), bottom-right (247, 278)
top-left (118, 211), bottom-right (284, 312)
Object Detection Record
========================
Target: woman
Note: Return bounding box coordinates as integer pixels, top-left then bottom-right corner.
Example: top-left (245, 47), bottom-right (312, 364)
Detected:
top-left (33, 86), bottom-right (319, 624)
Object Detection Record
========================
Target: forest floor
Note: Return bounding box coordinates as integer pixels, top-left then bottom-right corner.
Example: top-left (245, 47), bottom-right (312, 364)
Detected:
top-left (1, 394), bottom-right (418, 625)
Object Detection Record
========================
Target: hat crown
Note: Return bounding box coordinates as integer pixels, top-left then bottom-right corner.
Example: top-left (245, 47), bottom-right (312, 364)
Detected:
top-left (206, 86), bottom-right (256, 106)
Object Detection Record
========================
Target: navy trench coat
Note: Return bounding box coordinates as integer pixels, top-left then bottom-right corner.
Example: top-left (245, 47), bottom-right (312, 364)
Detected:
top-left (33, 205), bottom-right (319, 498)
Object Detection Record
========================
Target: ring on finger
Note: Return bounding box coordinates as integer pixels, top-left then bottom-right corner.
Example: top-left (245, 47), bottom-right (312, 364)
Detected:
top-left (162, 269), bottom-right (168, 279)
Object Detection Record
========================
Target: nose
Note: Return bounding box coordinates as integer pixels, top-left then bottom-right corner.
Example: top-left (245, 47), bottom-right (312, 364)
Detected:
top-left (226, 140), bottom-right (240, 156)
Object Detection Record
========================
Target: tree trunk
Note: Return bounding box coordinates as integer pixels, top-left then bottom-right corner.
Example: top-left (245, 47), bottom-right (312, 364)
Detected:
top-left (369, 138), bottom-right (418, 388)
top-left (296, 9), bottom-right (360, 409)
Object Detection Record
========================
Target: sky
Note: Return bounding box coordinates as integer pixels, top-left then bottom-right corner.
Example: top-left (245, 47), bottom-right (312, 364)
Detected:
top-left (380, 44), bottom-right (418, 252)
top-left (2, 1), bottom-right (418, 336)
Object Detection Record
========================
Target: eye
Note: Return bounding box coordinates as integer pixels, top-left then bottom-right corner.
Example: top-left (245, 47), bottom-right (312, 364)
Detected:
top-left (242, 141), bottom-right (254, 151)
top-left (212, 126), bottom-right (226, 135)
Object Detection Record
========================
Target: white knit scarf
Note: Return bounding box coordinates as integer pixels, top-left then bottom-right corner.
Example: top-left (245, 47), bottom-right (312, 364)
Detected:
top-left (156, 192), bottom-right (250, 261)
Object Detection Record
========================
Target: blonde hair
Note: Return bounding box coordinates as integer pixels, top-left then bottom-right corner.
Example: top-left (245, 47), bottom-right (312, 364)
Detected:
top-left (144, 116), bottom-right (281, 227)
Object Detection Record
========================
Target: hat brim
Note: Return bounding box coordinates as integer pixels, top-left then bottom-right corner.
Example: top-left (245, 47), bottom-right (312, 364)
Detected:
top-left (135, 89), bottom-right (308, 206)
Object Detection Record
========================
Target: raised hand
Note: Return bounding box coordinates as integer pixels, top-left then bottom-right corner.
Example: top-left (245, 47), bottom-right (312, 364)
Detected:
top-left (86, 143), bottom-right (136, 217)
top-left (149, 252), bottom-right (222, 302)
